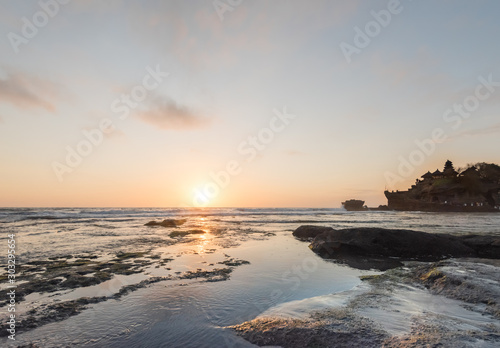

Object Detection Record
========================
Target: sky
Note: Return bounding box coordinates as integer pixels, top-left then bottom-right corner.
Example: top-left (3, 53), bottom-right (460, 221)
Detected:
top-left (1, 0), bottom-right (499, 208)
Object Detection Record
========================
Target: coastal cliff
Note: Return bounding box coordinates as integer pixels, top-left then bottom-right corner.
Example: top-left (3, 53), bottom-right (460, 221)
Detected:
top-left (385, 160), bottom-right (500, 212)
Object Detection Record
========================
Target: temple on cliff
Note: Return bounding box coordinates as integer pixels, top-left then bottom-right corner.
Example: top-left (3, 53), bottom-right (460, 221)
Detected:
top-left (385, 160), bottom-right (500, 212)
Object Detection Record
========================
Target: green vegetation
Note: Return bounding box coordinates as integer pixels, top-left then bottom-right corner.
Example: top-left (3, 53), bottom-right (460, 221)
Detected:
top-left (115, 251), bottom-right (147, 259)
top-left (170, 230), bottom-right (205, 238)
top-left (218, 258), bottom-right (250, 267)
top-left (431, 177), bottom-right (454, 188)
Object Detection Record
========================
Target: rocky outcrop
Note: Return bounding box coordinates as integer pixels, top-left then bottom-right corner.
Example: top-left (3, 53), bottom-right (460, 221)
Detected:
top-left (385, 161), bottom-right (500, 212)
top-left (292, 225), bottom-right (334, 241)
top-left (414, 259), bottom-right (500, 319)
top-left (231, 314), bottom-right (388, 348)
top-left (169, 229), bottom-right (205, 238)
top-left (459, 234), bottom-right (500, 259)
top-left (341, 199), bottom-right (366, 211)
top-left (294, 225), bottom-right (500, 270)
top-left (232, 258), bottom-right (500, 347)
top-left (144, 219), bottom-right (186, 227)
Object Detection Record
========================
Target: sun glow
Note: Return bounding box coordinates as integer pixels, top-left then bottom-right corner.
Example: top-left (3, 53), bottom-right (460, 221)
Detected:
top-left (192, 187), bottom-right (214, 207)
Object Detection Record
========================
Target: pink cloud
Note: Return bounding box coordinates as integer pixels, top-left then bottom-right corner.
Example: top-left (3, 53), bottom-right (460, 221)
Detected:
top-left (0, 69), bottom-right (60, 113)
top-left (136, 96), bottom-right (212, 130)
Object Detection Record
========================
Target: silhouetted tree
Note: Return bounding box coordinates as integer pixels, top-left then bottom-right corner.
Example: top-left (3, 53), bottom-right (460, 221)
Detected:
top-left (476, 162), bottom-right (500, 182)
top-left (443, 160), bottom-right (457, 178)
top-left (444, 160), bottom-right (454, 171)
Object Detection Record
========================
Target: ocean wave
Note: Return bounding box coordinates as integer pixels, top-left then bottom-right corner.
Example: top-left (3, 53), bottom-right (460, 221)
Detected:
top-left (91, 224), bottom-right (118, 229)
top-left (25, 215), bottom-right (63, 220)
top-left (26, 231), bottom-right (51, 236)
top-left (0, 207), bottom-right (348, 222)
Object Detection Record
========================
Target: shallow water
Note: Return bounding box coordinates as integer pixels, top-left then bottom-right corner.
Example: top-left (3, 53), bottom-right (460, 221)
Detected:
top-left (5, 233), bottom-right (366, 347)
top-left (1, 208), bottom-right (499, 347)
top-left (2, 208), bottom-right (499, 262)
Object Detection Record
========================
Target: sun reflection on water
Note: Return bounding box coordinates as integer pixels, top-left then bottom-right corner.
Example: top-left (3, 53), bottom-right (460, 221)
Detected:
top-left (193, 216), bottom-right (213, 254)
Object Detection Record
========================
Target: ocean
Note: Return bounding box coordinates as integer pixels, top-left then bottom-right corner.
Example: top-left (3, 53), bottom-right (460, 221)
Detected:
top-left (1, 208), bottom-right (499, 347)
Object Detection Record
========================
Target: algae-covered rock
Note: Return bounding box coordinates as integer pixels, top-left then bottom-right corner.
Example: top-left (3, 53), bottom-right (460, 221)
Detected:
top-left (145, 219), bottom-right (186, 227)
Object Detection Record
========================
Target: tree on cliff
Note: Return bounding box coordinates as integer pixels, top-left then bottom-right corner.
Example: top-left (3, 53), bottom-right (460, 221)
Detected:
top-left (444, 160), bottom-right (454, 171)
top-left (475, 163), bottom-right (500, 183)
top-left (443, 160), bottom-right (457, 177)
top-left (459, 162), bottom-right (500, 190)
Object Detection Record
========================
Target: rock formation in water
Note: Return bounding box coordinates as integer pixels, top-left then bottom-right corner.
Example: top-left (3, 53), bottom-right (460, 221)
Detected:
top-left (341, 199), bottom-right (366, 211)
top-left (293, 225), bottom-right (500, 270)
top-left (385, 160), bottom-right (500, 212)
top-left (144, 219), bottom-right (186, 227)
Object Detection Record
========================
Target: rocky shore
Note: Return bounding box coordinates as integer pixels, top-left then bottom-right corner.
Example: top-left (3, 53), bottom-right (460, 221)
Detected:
top-left (385, 161), bottom-right (500, 212)
top-left (293, 225), bottom-right (500, 270)
top-left (232, 258), bottom-right (500, 347)
top-left (232, 226), bottom-right (500, 347)
top-left (0, 218), bottom-right (256, 339)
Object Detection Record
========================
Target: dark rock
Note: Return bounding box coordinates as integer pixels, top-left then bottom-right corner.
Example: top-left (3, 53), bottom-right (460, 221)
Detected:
top-left (413, 259), bottom-right (500, 319)
top-left (169, 229), bottom-right (205, 238)
top-left (342, 199), bottom-right (366, 211)
top-left (292, 225), bottom-right (335, 241)
top-left (218, 258), bottom-right (250, 267)
top-left (336, 257), bottom-right (404, 271)
top-left (304, 226), bottom-right (500, 270)
top-left (232, 312), bottom-right (388, 348)
top-left (0, 296), bottom-right (108, 337)
top-left (115, 251), bottom-right (146, 259)
top-left (458, 234), bottom-right (500, 259)
top-left (145, 219), bottom-right (186, 227)
top-left (59, 274), bottom-right (103, 288)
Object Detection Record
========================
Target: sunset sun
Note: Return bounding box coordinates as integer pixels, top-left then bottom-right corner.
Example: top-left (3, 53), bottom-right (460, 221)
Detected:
top-left (1, 1), bottom-right (499, 347)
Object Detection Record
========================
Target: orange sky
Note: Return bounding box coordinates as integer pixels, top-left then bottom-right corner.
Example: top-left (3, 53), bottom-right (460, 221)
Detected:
top-left (1, 1), bottom-right (499, 207)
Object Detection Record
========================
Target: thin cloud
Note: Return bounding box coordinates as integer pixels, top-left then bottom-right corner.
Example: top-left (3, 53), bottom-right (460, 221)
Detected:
top-left (136, 96), bottom-right (211, 130)
top-left (340, 188), bottom-right (380, 193)
top-left (0, 70), bottom-right (58, 112)
top-left (103, 128), bottom-right (125, 139)
top-left (448, 122), bottom-right (500, 141)
top-left (126, 1), bottom-right (361, 71)
top-left (284, 149), bottom-right (305, 156)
